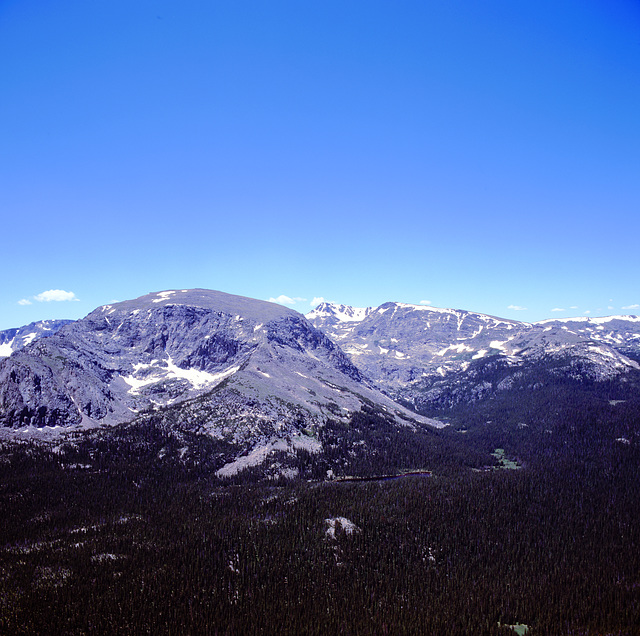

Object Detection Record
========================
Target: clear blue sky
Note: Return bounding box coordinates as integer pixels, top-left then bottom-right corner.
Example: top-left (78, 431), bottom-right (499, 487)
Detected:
top-left (1, 0), bottom-right (639, 329)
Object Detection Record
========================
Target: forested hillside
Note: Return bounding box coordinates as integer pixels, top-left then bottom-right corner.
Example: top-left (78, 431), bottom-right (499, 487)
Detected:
top-left (1, 401), bottom-right (638, 635)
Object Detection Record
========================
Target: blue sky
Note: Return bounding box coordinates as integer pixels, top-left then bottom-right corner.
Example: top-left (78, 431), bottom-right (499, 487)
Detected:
top-left (1, 0), bottom-right (639, 329)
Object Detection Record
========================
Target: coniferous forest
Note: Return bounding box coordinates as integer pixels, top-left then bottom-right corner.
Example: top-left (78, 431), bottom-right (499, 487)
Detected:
top-left (1, 379), bottom-right (639, 635)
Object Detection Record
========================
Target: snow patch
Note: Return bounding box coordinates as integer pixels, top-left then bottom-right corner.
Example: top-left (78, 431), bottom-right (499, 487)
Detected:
top-left (122, 358), bottom-right (240, 393)
top-left (436, 343), bottom-right (474, 356)
top-left (21, 333), bottom-right (37, 346)
top-left (332, 306), bottom-right (371, 322)
top-left (395, 302), bottom-right (454, 313)
top-left (152, 291), bottom-right (177, 303)
top-left (0, 341), bottom-right (15, 357)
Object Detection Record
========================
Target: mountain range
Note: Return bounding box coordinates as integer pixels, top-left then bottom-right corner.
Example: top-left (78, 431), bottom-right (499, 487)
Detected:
top-left (1, 289), bottom-right (639, 476)
top-left (306, 301), bottom-right (640, 410)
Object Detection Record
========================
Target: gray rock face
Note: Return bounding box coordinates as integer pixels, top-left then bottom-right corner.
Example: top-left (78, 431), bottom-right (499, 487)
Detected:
top-left (306, 302), bottom-right (640, 405)
top-left (0, 320), bottom-right (73, 357)
top-left (0, 290), bottom-right (434, 438)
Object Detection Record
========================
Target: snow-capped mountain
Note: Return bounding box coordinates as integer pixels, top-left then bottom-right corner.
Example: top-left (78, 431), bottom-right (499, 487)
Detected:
top-left (533, 315), bottom-right (640, 359)
top-left (0, 319), bottom-right (73, 357)
top-left (306, 302), bottom-right (374, 338)
top-left (4, 292), bottom-right (640, 476)
top-left (308, 302), bottom-right (525, 385)
top-left (306, 302), bottom-right (640, 406)
top-left (0, 291), bottom-right (438, 472)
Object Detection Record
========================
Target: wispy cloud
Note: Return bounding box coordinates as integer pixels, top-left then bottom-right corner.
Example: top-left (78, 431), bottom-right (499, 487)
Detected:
top-left (419, 300), bottom-right (433, 306)
top-left (508, 305), bottom-right (527, 311)
top-left (267, 295), bottom-right (307, 306)
top-left (310, 297), bottom-right (326, 307)
top-left (551, 308), bottom-right (565, 312)
top-left (19, 289), bottom-right (79, 305)
top-left (622, 304), bottom-right (639, 310)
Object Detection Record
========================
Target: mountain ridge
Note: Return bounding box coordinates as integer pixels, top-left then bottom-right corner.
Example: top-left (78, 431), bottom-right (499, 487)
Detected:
top-left (2, 290), bottom-right (640, 477)
top-left (3, 294), bottom-right (639, 433)
top-left (0, 290), bottom-right (441, 479)
top-left (306, 300), bottom-right (640, 408)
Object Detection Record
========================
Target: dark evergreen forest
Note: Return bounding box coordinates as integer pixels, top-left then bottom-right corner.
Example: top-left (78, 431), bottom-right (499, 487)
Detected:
top-left (1, 377), bottom-right (639, 635)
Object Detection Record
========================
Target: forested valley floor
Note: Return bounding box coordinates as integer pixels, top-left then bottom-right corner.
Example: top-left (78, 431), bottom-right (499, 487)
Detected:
top-left (1, 404), bottom-right (638, 635)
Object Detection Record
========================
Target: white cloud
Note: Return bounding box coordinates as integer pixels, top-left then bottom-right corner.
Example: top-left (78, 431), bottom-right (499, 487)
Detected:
top-left (551, 308), bottom-right (565, 312)
top-left (18, 289), bottom-right (79, 305)
top-left (584, 310), bottom-right (591, 314)
top-left (507, 305), bottom-right (527, 311)
top-left (267, 295), bottom-right (307, 306)
top-left (268, 295), bottom-right (294, 305)
top-left (311, 297), bottom-right (326, 306)
top-left (34, 289), bottom-right (79, 302)
top-left (419, 300), bottom-right (433, 306)
top-left (570, 306), bottom-right (578, 310)
top-left (622, 304), bottom-right (639, 310)
top-left (608, 306), bottom-right (614, 310)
